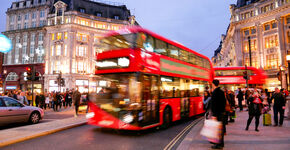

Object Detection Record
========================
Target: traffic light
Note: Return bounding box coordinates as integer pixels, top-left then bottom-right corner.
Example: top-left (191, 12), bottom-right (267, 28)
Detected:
top-left (26, 67), bottom-right (33, 80)
top-left (34, 72), bottom-right (40, 81)
top-left (60, 78), bottom-right (65, 86)
top-left (243, 71), bottom-right (248, 80)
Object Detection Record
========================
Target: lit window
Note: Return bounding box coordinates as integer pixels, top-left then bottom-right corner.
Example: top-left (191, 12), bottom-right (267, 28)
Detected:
top-left (51, 33), bottom-right (55, 41)
top-left (57, 33), bottom-right (62, 40)
top-left (80, 8), bottom-right (85, 13)
top-left (64, 32), bottom-right (68, 39)
top-left (266, 54), bottom-right (278, 69)
top-left (114, 15), bottom-right (120, 20)
top-left (96, 12), bottom-right (102, 17)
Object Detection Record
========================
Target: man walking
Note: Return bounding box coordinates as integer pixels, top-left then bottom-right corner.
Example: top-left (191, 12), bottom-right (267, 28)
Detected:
top-left (210, 79), bottom-right (226, 149)
top-left (237, 88), bottom-right (244, 111)
top-left (270, 88), bottom-right (286, 126)
top-left (73, 89), bottom-right (81, 117)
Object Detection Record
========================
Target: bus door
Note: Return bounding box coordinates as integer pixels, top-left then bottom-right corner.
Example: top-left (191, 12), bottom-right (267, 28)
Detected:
top-left (180, 90), bottom-right (190, 118)
top-left (140, 75), bottom-right (160, 126)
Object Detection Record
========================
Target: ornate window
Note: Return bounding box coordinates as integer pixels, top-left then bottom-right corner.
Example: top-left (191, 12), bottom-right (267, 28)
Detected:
top-left (6, 72), bottom-right (18, 81)
top-left (264, 35), bottom-right (278, 48)
top-left (266, 54), bottom-right (278, 69)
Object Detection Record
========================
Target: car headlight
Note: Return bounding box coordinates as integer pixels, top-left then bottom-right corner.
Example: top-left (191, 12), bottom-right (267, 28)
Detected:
top-left (86, 112), bottom-right (95, 119)
top-left (122, 113), bottom-right (134, 124)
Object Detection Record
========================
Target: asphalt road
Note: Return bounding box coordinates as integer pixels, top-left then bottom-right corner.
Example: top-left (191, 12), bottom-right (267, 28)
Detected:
top-left (2, 116), bottom-right (202, 150)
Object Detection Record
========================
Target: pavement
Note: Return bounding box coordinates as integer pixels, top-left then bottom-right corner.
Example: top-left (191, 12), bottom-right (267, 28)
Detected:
top-left (0, 107), bottom-right (87, 147)
top-left (177, 107), bottom-right (290, 150)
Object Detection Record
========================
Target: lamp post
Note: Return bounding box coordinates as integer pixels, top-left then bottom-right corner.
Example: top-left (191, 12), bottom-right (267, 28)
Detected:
top-left (287, 54), bottom-right (290, 91)
top-left (248, 36), bottom-right (252, 67)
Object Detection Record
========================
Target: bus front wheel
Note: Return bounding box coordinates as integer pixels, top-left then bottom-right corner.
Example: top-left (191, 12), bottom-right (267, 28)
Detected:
top-left (162, 107), bottom-right (172, 129)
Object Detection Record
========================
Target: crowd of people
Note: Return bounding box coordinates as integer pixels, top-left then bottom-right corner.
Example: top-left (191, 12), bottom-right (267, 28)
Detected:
top-left (203, 80), bottom-right (287, 149)
top-left (2, 89), bottom-right (85, 117)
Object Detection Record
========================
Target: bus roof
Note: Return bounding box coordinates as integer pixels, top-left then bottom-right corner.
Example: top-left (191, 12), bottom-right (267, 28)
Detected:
top-left (103, 26), bottom-right (212, 67)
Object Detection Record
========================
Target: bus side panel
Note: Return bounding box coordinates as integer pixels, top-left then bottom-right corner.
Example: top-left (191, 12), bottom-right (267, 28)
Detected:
top-left (189, 98), bottom-right (194, 117)
top-left (159, 98), bottom-right (181, 122)
top-left (190, 97), bottom-right (204, 116)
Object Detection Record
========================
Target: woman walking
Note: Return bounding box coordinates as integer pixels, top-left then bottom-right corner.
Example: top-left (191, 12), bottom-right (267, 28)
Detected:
top-left (245, 91), bottom-right (263, 132)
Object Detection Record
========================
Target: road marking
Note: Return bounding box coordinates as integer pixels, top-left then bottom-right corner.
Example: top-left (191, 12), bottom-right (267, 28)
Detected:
top-left (163, 117), bottom-right (203, 150)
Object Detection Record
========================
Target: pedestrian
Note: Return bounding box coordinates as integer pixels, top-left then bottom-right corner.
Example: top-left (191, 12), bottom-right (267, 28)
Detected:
top-left (45, 92), bottom-right (50, 110)
top-left (227, 90), bottom-right (236, 122)
top-left (52, 92), bottom-right (58, 111)
top-left (270, 88), bottom-right (286, 126)
top-left (13, 90), bottom-right (18, 100)
top-left (56, 92), bottom-right (62, 111)
top-left (237, 88), bottom-right (244, 111)
top-left (35, 92), bottom-right (40, 107)
top-left (73, 89), bottom-right (81, 117)
top-left (209, 79), bottom-right (226, 149)
top-left (245, 91), bottom-right (263, 131)
top-left (265, 89), bottom-right (271, 109)
top-left (21, 92), bottom-right (28, 105)
top-left (203, 90), bottom-right (212, 119)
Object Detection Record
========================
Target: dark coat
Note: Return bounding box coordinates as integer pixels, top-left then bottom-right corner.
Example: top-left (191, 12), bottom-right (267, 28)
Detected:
top-left (73, 91), bottom-right (81, 105)
top-left (210, 87), bottom-right (226, 117)
top-left (237, 90), bottom-right (244, 101)
top-left (271, 92), bottom-right (286, 108)
top-left (248, 96), bottom-right (262, 116)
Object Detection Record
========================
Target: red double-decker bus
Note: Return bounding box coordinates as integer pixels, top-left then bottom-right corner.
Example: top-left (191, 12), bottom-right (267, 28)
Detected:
top-left (86, 27), bottom-right (213, 130)
top-left (214, 66), bottom-right (267, 91)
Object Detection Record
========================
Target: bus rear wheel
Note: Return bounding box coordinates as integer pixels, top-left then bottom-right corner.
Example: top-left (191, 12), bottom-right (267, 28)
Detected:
top-left (161, 107), bottom-right (172, 129)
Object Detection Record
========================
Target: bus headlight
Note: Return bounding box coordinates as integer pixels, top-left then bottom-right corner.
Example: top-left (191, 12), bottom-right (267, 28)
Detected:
top-left (122, 113), bottom-right (134, 124)
top-left (86, 112), bottom-right (95, 119)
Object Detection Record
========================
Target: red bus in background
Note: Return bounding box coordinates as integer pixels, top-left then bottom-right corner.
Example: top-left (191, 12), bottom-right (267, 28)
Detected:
top-left (86, 27), bottom-right (213, 130)
top-left (214, 66), bottom-right (267, 91)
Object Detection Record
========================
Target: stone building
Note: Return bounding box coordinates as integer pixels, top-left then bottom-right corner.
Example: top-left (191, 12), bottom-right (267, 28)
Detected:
top-left (213, 0), bottom-right (290, 90)
top-left (44, 0), bottom-right (137, 92)
top-left (2, 0), bottom-right (54, 92)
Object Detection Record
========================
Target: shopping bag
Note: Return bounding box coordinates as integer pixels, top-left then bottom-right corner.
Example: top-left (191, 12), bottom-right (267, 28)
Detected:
top-left (263, 113), bottom-right (271, 126)
top-left (200, 119), bottom-right (222, 143)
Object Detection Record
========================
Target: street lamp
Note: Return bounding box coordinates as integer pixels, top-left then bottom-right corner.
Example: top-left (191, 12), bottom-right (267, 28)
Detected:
top-left (287, 54), bottom-right (290, 91)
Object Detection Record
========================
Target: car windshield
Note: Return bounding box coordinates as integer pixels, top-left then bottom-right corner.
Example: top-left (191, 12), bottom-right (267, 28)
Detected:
top-left (89, 73), bottom-right (141, 112)
top-left (100, 34), bottom-right (136, 52)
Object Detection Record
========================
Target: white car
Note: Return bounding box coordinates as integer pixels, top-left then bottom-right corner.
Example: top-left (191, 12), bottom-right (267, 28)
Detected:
top-left (0, 96), bottom-right (44, 126)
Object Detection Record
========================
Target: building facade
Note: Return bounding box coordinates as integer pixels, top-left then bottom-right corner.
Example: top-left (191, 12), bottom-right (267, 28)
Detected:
top-left (213, 0), bottom-right (290, 90)
top-left (3, 0), bottom-right (54, 92)
top-left (44, 0), bottom-right (136, 92)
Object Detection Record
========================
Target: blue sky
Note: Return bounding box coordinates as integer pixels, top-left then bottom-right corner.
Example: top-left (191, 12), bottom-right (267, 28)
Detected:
top-left (0, 0), bottom-right (236, 58)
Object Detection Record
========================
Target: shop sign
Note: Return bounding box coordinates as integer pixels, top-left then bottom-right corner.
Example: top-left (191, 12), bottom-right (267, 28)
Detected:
top-left (6, 86), bottom-right (17, 90)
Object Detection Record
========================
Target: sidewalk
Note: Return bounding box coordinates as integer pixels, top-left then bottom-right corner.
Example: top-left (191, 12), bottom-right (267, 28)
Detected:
top-left (0, 114), bottom-right (87, 147)
top-left (178, 109), bottom-right (290, 150)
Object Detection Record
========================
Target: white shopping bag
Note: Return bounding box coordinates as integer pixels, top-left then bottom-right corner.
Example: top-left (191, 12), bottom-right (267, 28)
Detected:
top-left (200, 119), bottom-right (222, 143)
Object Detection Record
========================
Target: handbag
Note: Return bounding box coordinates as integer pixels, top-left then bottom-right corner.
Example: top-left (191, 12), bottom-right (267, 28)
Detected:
top-left (225, 99), bottom-right (231, 112)
top-left (200, 119), bottom-right (222, 143)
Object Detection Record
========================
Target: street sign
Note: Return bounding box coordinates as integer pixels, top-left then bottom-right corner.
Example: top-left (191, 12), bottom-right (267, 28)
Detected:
top-left (0, 34), bottom-right (12, 53)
